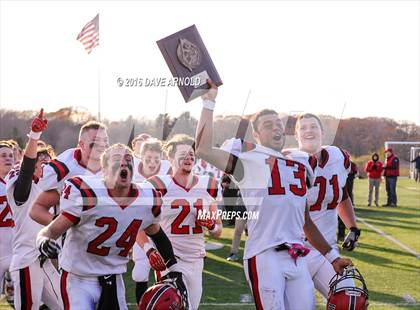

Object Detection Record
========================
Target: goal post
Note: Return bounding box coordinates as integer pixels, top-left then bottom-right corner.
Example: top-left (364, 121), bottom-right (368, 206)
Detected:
top-left (384, 141), bottom-right (420, 178)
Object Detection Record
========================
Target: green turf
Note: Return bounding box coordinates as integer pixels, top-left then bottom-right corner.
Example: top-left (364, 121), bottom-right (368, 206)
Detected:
top-left (2, 178), bottom-right (419, 309)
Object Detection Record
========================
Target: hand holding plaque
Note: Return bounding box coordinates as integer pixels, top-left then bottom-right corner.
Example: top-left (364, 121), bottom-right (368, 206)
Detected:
top-left (157, 25), bottom-right (222, 102)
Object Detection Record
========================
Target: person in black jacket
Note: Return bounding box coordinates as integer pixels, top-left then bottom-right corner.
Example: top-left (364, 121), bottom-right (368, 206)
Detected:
top-left (411, 152), bottom-right (420, 182)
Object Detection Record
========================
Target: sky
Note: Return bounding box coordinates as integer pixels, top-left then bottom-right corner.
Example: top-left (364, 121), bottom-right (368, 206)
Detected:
top-left (0, 0), bottom-right (419, 124)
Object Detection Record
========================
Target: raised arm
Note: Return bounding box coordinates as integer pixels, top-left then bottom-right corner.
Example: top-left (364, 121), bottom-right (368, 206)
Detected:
top-left (13, 109), bottom-right (48, 204)
top-left (195, 80), bottom-right (244, 180)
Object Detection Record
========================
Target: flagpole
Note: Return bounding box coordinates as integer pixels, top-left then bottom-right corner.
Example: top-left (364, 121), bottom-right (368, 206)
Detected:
top-left (97, 58), bottom-right (101, 121)
top-left (97, 14), bottom-right (101, 122)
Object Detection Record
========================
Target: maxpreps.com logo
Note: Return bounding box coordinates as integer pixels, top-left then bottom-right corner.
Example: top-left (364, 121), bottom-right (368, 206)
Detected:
top-left (197, 210), bottom-right (259, 221)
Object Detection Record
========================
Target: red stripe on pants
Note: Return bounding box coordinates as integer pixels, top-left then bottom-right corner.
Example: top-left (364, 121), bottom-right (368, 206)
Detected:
top-left (23, 267), bottom-right (33, 310)
top-left (60, 271), bottom-right (70, 310)
top-left (249, 256), bottom-right (263, 310)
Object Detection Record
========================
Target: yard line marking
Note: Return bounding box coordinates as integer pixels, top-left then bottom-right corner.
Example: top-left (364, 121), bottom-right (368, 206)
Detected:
top-left (402, 294), bottom-right (417, 304)
top-left (127, 302), bottom-right (420, 307)
top-left (358, 217), bottom-right (420, 259)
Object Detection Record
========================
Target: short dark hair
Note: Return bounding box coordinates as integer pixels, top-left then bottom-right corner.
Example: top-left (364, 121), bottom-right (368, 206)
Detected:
top-left (79, 121), bottom-right (107, 140)
top-left (295, 113), bottom-right (324, 132)
top-left (164, 134), bottom-right (195, 159)
top-left (251, 109), bottom-right (278, 132)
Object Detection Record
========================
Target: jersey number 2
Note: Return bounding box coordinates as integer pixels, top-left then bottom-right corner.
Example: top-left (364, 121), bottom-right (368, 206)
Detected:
top-left (171, 199), bottom-right (204, 235)
top-left (0, 196), bottom-right (14, 228)
top-left (87, 217), bottom-right (142, 257)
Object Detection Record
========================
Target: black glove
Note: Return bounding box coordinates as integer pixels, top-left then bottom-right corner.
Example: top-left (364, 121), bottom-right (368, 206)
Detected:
top-left (342, 227), bottom-right (361, 251)
top-left (39, 238), bottom-right (61, 259)
top-left (162, 271), bottom-right (189, 310)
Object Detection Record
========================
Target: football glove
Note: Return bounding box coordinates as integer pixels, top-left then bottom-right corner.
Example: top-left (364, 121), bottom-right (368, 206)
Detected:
top-left (39, 238), bottom-right (61, 259)
top-left (162, 271), bottom-right (189, 310)
top-left (196, 218), bottom-right (216, 230)
top-left (342, 227), bottom-right (361, 251)
top-left (146, 248), bottom-right (166, 272)
top-left (31, 109), bottom-right (48, 132)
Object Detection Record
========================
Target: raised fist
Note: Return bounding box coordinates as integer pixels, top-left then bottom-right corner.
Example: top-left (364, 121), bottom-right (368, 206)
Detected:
top-left (31, 108), bottom-right (48, 133)
top-left (201, 79), bottom-right (218, 102)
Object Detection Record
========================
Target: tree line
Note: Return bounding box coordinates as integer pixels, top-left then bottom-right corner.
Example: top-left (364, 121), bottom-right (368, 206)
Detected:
top-left (1, 107), bottom-right (418, 164)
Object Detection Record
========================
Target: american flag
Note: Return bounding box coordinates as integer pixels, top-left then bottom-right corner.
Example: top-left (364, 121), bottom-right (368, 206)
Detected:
top-left (76, 14), bottom-right (99, 54)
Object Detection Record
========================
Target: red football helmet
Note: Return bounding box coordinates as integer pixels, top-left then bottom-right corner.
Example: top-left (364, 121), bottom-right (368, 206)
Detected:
top-left (138, 282), bottom-right (183, 310)
top-left (327, 267), bottom-right (369, 310)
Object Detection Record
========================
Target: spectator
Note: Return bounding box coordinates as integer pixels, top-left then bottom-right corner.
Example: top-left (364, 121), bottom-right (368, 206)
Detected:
top-left (365, 153), bottom-right (384, 207)
top-left (383, 148), bottom-right (399, 207)
top-left (220, 174), bottom-right (239, 227)
top-left (226, 196), bottom-right (247, 262)
top-left (346, 160), bottom-right (358, 204)
top-left (411, 152), bottom-right (420, 182)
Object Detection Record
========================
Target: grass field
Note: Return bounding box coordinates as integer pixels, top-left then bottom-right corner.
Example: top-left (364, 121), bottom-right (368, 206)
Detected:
top-left (1, 178), bottom-right (419, 309)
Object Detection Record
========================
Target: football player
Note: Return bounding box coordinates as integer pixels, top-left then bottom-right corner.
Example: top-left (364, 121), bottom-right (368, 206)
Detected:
top-left (131, 138), bottom-right (171, 303)
top-left (30, 121), bottom-right (109, 225)
top-left (295, 113), bottom-right (361, 298)
top-left (133, 138), bottom-right (171, 183)
top-left (194, 81), bottom-right (352, 310)
top-left (131, 133), bottom-right (151, 159)
top-left (5, 109), bottom-right (63, 310)
top-left (0, 141), bottom-right (15, 302)
top-left (140, 134), bottom-right (222, 310)
top-left (36, 144), bottom-right (188, 310)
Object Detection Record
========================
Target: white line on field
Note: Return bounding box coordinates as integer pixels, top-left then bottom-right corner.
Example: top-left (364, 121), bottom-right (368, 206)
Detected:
top-left (358, 217), bottom-right (420, 259)
top-left (127, 302), bottom-right (420, 307)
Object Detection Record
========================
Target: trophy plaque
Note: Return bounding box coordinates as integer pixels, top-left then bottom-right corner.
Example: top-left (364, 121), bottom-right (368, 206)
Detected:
top-left (157, 25), bottom-right (223, 102)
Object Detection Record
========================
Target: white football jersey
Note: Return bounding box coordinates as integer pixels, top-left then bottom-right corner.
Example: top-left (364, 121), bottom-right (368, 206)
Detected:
top-left (59, 175), bottom-right (161, 276)
top-left (5, 169), bottom-right (45, 271)
top-left (222, 138), bottom-right (317, 259)
top-left (133, 158), bottom-right (172, 183)
top-left (0, 177), bottom-right (14, 260)
top-left (305, 146), bottom-right (351, 247)
top-left (147, 174), bottom-right (219, 261)
top-left (38, 148), bottom-right (103, 194)
top-left (193, 159), bottom-right (223, 181)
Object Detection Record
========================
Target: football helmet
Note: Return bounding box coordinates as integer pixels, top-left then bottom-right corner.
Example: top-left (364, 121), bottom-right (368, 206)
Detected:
top-left (139, 282), bottom-right (183, 310)
top-left (327, 267), bottom-right (369, 310)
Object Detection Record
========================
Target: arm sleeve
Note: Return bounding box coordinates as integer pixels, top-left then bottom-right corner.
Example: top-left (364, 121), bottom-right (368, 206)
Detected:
top-left (220, 138), bottom-right (244, 181)
top-left (13, 156), bottom-right (37, 205)
top-left (146, 227), bottom-right (177, 268)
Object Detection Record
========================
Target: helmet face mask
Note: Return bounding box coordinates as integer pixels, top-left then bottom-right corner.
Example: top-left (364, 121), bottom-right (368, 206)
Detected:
top-left (327, 268), bottom-right (369, 310)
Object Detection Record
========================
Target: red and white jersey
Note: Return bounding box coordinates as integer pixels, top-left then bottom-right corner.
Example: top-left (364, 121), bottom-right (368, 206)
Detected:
top-left (305, 146), bottom-right (351, 247)
top-left (193, 159), bottom-right (223, 181)
top-left (147, 174), bottom-right (219, 261)
top-left (133, 158), bottom-right (172, 183)
top-left (5, 169), bottom-right (46, 270)
top-left (0, 177), bottom-right (14, 260)
top-left (38, 148), bottom-right (102, 194)
top-left (59, 175), bottom-right (161, 277)
top-left (222, 138), bottom-right (317, 259)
